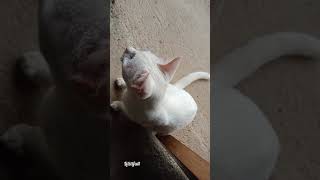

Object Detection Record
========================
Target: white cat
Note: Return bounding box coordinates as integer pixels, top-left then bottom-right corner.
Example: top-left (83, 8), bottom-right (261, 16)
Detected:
top-left (111, 47), bottom-right (210, 135)
top-left (212, 32), bottom-right (320, 180)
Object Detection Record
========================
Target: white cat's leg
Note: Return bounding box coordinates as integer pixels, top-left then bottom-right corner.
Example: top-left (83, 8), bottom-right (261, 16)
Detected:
top-left (111, 101), bottom-right (125, 111)
top-left (114, 78), bottom-right (127, 90)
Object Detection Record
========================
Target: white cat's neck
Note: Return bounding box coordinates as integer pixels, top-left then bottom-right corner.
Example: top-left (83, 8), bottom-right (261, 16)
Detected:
top-left (126, 86), bottom-right (166, 110)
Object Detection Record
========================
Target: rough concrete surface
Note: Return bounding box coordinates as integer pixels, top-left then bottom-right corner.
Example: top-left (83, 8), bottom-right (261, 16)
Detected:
top-left (110, 0), bottom-right (210, 161)
top-left (214, 0), bottom-right (320, 179)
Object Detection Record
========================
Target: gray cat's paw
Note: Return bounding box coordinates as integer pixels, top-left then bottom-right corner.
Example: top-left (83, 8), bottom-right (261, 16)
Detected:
top-left (0, 124), bottom-right (48, 157)
top-left (114, 78), bottom-right (127, 90)
top-left (16, 51), bottom-right (53, 88)
top-left (0, 124), bottom-right (30, 154)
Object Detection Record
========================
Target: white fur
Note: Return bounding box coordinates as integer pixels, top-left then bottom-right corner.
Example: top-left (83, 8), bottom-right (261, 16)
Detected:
top-left (115, 77), bottom-right (127, 89)
top-left (213, 32), bottom-right (320, 180)
top-left (174, 72), bottom-right (210, 89)
top-left (111, 47), bottom-right (210, 135)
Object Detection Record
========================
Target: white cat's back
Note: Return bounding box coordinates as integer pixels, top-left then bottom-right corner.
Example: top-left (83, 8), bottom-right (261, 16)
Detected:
top-left (162, 84), bottom-right (198, 129)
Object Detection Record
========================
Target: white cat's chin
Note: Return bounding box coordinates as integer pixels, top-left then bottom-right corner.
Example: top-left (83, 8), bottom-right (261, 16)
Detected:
top-left (140, 79), bottom-right (155, 100)
top-left (140, 88), bottom-right (153, 100)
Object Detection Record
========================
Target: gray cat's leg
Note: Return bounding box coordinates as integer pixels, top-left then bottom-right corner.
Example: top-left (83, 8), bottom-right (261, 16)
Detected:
top-left (0, 124), bottom-right (60, 178)
top-left (16, 51), bottom-right (53, 88)
top-left (0, 124), bottom-right (49, 158)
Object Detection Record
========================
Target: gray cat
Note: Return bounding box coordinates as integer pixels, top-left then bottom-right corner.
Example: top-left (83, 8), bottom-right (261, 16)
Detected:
top-left (1, 0), bottom-right (109, 179)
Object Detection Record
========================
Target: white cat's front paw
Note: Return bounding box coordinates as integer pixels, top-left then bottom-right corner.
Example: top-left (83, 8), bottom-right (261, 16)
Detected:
top-left (110, 101), bottom-right (121, 111)
top-left (115, 78), bottom-right (127, 89)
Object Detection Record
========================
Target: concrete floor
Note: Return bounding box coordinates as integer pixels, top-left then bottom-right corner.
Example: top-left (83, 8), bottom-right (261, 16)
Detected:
top-left (214, 0), bottom-right (320, 179)
top-left (110, 0), bottom-right (210, 161)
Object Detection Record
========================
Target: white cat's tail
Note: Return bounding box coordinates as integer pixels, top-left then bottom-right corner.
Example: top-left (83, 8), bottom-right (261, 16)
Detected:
top-left (174, 72), bottom-right (210, 89)
top-left (214, 32), bottom-right (320, 87)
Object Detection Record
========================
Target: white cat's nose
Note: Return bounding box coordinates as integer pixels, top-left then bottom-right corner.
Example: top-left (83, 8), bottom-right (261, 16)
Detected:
top-left (124, 47), bottom-right (136, 59)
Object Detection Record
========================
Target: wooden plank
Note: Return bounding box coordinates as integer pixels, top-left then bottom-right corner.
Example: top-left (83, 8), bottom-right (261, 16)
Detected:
top-left (157, 135), bottom-right (210, 180)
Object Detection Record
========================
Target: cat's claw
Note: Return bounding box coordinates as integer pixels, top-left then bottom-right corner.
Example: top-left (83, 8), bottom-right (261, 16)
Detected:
top-left (115, 78), bottom-right (127, 90)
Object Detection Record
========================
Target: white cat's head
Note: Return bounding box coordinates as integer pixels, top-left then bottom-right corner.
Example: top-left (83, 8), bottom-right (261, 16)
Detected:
top-left (121, 47), bottom-right (181, 100)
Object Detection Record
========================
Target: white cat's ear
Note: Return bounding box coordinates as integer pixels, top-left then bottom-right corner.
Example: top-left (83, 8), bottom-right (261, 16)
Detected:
top-left (130, 71), bottom-right (150, 98)
top-left (158, 57), bottom-right (181, 81)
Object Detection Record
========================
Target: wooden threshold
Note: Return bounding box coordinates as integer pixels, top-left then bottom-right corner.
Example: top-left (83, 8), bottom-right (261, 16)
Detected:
top-left (157, 135), bottom-right (210, 180)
